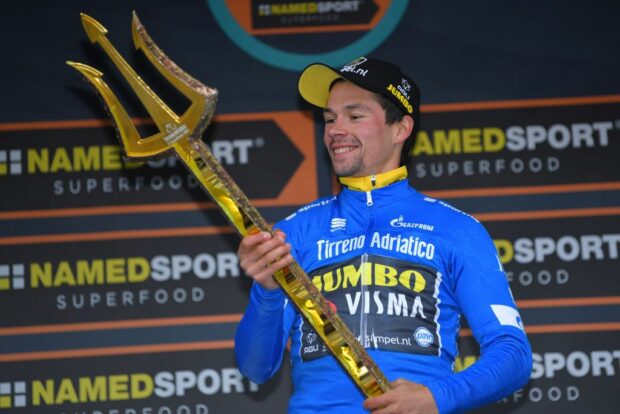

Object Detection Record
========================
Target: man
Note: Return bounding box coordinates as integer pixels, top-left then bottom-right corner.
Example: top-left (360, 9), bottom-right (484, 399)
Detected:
top-left (235, 57), bottom-right (532, 413)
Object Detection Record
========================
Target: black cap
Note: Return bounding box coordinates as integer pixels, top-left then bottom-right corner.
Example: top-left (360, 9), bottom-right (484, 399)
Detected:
top-left (298, 56), bottom-right (419, 116)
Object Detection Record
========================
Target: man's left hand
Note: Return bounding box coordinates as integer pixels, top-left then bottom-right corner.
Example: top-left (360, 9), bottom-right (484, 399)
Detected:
top-left (363, 379), bottom-right (438, 414)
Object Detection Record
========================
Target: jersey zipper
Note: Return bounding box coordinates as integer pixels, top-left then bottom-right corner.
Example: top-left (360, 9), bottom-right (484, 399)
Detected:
top-left (365, 174), bottom-right (376, 206)
top-left (360, 173), bottom-right (377, 348)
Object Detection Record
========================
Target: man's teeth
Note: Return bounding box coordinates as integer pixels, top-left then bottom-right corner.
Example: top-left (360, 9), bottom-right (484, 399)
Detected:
top-left (334, 146), bottom-right (355, 154)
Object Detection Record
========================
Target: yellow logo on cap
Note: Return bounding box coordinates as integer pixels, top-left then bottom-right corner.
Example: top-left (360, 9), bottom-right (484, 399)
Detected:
top-left (387, 84), bottom-right (413, 114)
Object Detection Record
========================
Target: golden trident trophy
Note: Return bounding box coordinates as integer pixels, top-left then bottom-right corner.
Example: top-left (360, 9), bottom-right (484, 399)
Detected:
top-left (67, 13), bottom-right (391, 397)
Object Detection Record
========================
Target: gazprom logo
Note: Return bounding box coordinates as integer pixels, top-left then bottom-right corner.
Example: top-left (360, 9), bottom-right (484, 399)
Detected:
top-left (390, 215), bottom-right (407, 227)
top-left (389, 216), bottom-right (435, 231)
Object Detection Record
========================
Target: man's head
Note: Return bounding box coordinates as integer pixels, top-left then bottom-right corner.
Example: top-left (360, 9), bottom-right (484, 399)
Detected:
top-left (298, 57), bottom-right (420, 176)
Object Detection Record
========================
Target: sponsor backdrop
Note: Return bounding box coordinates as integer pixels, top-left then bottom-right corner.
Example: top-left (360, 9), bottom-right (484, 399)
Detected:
top-left (1, 1), bottom-right (619, 413)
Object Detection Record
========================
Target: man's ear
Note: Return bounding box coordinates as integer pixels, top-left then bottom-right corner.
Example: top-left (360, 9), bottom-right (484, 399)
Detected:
top-left (394, 115), bottom-right (414, 144)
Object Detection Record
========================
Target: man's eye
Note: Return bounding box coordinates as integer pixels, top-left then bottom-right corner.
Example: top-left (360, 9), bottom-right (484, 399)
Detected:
top-left (324, 118), bottom-right (335, 124)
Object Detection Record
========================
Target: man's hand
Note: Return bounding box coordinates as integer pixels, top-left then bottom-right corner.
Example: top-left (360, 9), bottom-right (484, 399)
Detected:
top-left (237, 231), bottom-right (294, 290)
top-left (363, 379), bottom-right (438, 414)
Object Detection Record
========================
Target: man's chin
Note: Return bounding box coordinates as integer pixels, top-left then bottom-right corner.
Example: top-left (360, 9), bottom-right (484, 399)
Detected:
top-left (331, 164), bottom-right (346, 175)
top-left (334, 167), bottom-right (361, 177)
top-left (331, 157), bottom-right (363, 177)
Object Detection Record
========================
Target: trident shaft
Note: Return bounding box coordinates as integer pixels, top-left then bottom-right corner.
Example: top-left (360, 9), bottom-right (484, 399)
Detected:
top-left (67, 12), bottom-right (392, 397)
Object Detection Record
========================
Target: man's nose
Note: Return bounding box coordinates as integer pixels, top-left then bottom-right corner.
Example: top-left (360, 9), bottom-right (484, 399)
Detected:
top-left (327, 119), bottom-right (347, 137)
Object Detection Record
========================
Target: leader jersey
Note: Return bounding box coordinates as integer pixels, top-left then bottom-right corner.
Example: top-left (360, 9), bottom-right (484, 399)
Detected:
top-left (235, 167), bottom-right (532, 413)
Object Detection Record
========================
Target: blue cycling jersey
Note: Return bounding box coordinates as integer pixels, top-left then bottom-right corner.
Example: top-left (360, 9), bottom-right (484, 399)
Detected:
top-left (235, 167), bottom-right (532, 413)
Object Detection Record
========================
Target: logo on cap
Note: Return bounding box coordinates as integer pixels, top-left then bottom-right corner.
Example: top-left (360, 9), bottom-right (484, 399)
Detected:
top-left (399, 79), bottom-right (412, 96)
top-left (340, 57), bottom-right (368, 77)
top-left (387, 83), bottom-right (414, 114)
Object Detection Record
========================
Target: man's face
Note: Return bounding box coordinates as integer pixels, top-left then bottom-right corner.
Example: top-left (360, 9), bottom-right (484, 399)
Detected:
top-left (323, 81), bottom-right (404, 177)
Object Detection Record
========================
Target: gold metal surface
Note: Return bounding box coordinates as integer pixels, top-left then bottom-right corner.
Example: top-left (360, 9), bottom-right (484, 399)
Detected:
top-left (67, 12), bottom-right (392, 397)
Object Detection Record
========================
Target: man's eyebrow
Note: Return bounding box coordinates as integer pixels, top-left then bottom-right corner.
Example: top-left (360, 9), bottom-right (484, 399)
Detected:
top-left (323, 103), bottom-right (371, 114)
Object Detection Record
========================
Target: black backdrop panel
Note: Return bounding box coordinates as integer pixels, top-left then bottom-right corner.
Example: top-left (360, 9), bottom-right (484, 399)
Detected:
top-left (1, 1), bottom-right (619, 413)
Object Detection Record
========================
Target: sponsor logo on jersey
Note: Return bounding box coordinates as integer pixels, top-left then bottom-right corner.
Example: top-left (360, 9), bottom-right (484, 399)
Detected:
top-left (491, 304), bottom-right (525, 332)
top-left (300, 255), bottom-right (441, 360)
top-left (330, 217), bottom-right (347, 232)
top-left (414, 327), bottom-right (434, 348)
top-left (389, 215), bottom-right (435, 231)
top-left (316, 232), bottom-right (436, 261)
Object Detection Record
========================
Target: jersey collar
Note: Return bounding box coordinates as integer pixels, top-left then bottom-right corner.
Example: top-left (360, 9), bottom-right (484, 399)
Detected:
top-left (339, 166), bottom-right (408, 192)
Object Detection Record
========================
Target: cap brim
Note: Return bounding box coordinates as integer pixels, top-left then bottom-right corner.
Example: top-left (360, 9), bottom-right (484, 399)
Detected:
top-left (298, 64), bottom-right (343, 109)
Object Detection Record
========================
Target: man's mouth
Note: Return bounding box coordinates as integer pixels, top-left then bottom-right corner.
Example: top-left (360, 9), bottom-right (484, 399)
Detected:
top-left (333, 146), bottom-right (357, 155)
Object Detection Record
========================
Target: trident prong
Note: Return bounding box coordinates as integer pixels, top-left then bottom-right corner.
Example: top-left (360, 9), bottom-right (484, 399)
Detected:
top-left (67, 12), bottom-right (217, 160)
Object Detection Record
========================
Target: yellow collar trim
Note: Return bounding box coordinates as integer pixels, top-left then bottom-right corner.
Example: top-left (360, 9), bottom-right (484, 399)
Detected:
top-left (339, 166), bottom-right (408, 192)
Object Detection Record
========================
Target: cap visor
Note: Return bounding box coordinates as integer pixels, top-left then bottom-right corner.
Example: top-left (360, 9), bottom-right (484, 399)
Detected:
top-left (298, 64), bottom-right (343, 108)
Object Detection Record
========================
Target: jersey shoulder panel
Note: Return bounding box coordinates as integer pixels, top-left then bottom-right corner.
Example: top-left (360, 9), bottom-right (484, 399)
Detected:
top-left (274, 195), bottom-right (338, 244)
top-left (414, 193), bottom-right (488, 239)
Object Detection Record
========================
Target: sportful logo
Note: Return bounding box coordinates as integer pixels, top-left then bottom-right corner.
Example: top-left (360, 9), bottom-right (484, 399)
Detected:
top-left (330, 218), bottom-right (347, 232)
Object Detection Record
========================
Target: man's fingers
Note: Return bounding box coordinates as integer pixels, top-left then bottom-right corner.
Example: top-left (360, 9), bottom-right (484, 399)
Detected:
top-left (391, 379), bottom-right (408, 387)
top-left (239, 232), bottom-right (285, 268)
top-left (262, 252), bottom-right (295, 276)
top-left (364, 381), bottom-right (413, 410)
top-left (363, 380), bottom-right (437, 414)
top-left (260, 241), bottom-right (292, 267)
top-left (239, 236), bottom-right (288, 270)
top-left (244, 242), bottom-right (292, 276)
top-left (363, 393), bottom-right (393, 411)
top-left (277, 252), bottom-right (295, 267)
top-left (248, 232), bottom-right (286, 260)
top-left (238, 231), bottom-right (271, 255)
top-left (236, 230), bottom-right (294, 290)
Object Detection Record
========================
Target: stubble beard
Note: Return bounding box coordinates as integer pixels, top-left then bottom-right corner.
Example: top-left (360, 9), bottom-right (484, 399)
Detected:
top-left (332, 155), bottom-right (363, 177)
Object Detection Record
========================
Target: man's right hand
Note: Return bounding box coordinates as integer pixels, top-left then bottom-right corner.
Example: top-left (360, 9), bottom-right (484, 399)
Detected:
top-left (237, 231), bottom-right (294, 290)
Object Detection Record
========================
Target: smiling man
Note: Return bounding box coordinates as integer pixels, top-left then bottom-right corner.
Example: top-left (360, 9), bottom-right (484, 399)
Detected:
top-left (234, 57), bottom-right (532, 413)
top-left (323, 80), bottom-right (411, 178)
